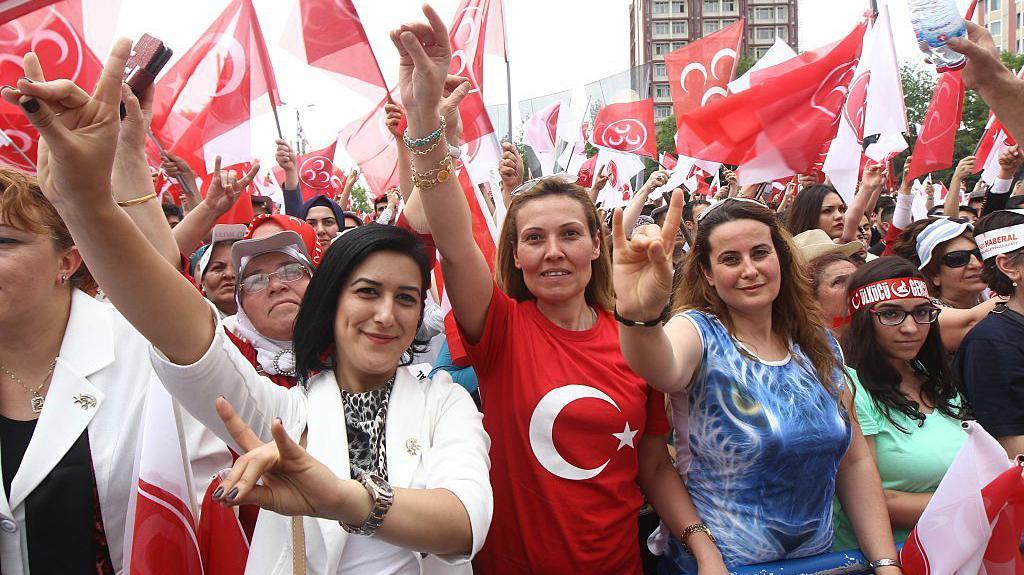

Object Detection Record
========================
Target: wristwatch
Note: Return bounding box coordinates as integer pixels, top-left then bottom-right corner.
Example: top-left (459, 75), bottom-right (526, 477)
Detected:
top-left (340, 473), bottom-right (394, 536)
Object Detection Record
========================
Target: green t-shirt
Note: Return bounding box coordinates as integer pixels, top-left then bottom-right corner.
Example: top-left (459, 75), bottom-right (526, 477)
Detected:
top-left (832, 369), bottom-right (966, 551)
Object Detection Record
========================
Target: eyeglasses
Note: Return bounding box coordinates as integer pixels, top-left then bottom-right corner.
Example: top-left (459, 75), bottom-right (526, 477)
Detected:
top-left (940, 248), bottom-right (982, 268)
top-left (511, 173), bottom-right (578, 196)
top-left (871, 306), bottom-right (941, 326)
top-left (240, 262), bottom-right (309, 294)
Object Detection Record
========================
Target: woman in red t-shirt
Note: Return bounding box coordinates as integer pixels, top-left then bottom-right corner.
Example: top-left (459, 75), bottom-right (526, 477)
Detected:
top-left (387, 8), bottom-right (723, 574)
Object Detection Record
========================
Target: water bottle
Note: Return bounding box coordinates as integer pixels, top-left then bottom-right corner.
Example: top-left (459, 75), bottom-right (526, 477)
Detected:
top-left (907, 0), bottom-right (967, 72)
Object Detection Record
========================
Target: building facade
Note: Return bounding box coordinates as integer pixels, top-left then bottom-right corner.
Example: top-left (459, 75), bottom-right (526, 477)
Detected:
top-left (976, 0), bottom-right (1022, 54)
top-left (629, 0), bottom-right (799, 121)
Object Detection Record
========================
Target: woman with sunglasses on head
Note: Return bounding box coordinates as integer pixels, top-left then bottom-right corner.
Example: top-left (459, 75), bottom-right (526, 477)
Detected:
top-left (615, 197), bottom-right (901, 574)
top-left (954, 209), bottom-right (1024, 459)
top-left (832, 257), bottom-right (967, 551)
top-left (14, 36), bottom-right (491, 574)
top-left (391, 7), bottom-right (710, 574)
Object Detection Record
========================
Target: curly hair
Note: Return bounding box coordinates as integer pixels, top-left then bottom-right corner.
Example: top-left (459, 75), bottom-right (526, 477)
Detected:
top-left (0, 168), bottom-right (95, 291)
top-left (841, 257), bottom-right (965, 432)
top-left (673, 199), bottom-right (843, 397)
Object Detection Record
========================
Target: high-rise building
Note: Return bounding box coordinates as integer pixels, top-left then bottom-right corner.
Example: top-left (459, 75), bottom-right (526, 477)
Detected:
top-left (976, 0), bottom-right (1022, 54)
top-left (629, 0), bottom-right (799, 121)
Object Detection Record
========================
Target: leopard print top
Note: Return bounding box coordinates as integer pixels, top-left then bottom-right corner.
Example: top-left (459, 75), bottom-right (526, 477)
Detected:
top-left (340, 375), bottom-right (395, 480)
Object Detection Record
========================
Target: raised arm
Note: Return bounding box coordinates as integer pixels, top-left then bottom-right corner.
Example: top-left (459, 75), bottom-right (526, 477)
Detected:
top-left (5, 39), bottom-right (215, 365)
top-left (612, 190), bottom-right (704, 392)
top-left (945, 156), bottom-right (974, 217)
top-left (275, 138), bottom-right (302, 216)
top-left (161, 152), bottom-right (202, 212)
top-left (389, 5), bottom-right (493, 343)
top-left (621, 170), bottom-right (667, 236)
top-left (839, 161), bottom-right (884, 244)
top-left (588, 164), bottom-right (608, 204)
top-left (497, 141), bottom-right (524, 208)
top-left (386, 102), bottom-right (415, 202)
top-left (950, 22), bottom-right (1024, 145)
top-left (335, 168), bottom-right (357, 210)
top-left (172, 157), bottom-right (259, 255)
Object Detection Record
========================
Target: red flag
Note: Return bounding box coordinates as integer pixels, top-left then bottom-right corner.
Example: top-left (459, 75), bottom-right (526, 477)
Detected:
top-left (0, 0), bottom-right (102, 172)
top-left (197, 475), bottom-right (249, 575)
top-left (199, 162), bottom-right (256, 225)
top-left (152, 0), bottom-right (280, 173)
top-left (338, 93), bottom-right (400, 197)
top-left (0, 0), bottom-right (60, 24)
top-left (281, 0), bottom-right (385, 98)
top-left (575, 154), bottom-right (598, 188)
top-left (907, 71), bottom-right (964, 182)
top-left (272, 140), bottom-right (347, 202)
top-left (591, 99), bottom-right (658, 158)
top-left (659, 152), bottom-right (678, 171)
top-left (665, 19), bottom-right (743, 119)
top-left (675, 22), bottom-right (866, 183)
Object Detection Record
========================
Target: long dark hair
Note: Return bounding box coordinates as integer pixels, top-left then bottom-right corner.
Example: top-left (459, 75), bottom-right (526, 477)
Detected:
top-left (841, 257), bottom-right (964, 432)
top-left (976, 210), bottom-right (1024, 296)
top-left (785, 185), bottom-right (843, 236)
top-left (674, 199), bottom-right (843, 397)
top-left (293, 224), bottom-right (432, 381)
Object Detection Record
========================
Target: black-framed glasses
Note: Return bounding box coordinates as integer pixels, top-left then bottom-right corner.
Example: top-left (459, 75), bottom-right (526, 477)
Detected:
top-left (871, 306), bottom-right (941, 326)
top-left (240, 262), bottom-right (309, 294)
top-left (941, 248), bottom-right (982, 268)
top-left (511, 173), bottom-right (578, 196)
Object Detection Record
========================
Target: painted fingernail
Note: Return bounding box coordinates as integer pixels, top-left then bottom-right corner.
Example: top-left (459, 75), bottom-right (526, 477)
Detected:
top-left (226, 487), bottom-right (239, 501)
top-left (212, 486), bottom-right (224, 499)
top-left (20, 98), bottom-right (39, 113)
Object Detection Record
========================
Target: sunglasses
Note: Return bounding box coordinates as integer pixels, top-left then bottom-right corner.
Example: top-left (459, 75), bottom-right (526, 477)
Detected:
top-left (940, 248), bottom-right (982, 268)
top-left (871, 306), bottom-right (941, 327)
top-left (511, 173), bottom-right (578, 196)
top-left (240, 262), bottom-right (309, 294)
top-left (695, 197), bottom-right (766, 223)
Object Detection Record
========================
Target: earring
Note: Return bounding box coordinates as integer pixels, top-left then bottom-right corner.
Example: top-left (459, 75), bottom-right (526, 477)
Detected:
top-left (60, 274), bottom-right (68, 284)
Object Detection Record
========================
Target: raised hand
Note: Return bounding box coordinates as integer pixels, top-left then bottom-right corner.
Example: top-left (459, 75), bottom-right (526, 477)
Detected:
top-left (275, 138), bottom-right (298, 189)
top-left (389, 4), bottom-right (452, 130)
top-left (860, 161), bottom-right (885, 191)
top-left (997, 145), bottom-right (1023, 179)
top-left (212, 397), bottom-right (350, 519)
top-left (592, 165), bottom-right (609, 193)
top-left (498, 141), bottom-right (524, 192)
top-left (161, 152), bottom-right (197, 182)
top-left (1, 38), bottom-right (132, 205)
top-left (954, 156), bottom-right (976, 180)
top-left (611, 189), bottom-right (684, 321)
top-left (206, 155), bottom-right (260, 216)
top-left (384, 102), bottom-right (407, 137)
top-left (439, 75), bottom-right (470, 146)
top-left (900, 156), bottom-right (915, 194)
top-left (948, 21), bottom-right (1005, 92)
top-left (643, 170), bottom-right (669, 192)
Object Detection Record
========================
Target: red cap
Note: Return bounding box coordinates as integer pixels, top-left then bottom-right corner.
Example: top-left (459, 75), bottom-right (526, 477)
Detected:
top-left (245, 214), bottom-right (324, 268)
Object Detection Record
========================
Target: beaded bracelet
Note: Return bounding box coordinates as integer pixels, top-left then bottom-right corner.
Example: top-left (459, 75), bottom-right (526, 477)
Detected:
top-left (403, 116), bottom-right (446, 150)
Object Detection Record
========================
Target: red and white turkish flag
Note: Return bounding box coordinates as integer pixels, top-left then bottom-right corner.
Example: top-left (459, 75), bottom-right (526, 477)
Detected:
top-left (0, 0), bottom-right (102, 173)
top-left (659, 152), bottom-right (678, 171)
top-left (590, 99), bottom-right (657, 158)
top-left (974, 65), bottom-right (1023, 183)
top-left (665, 19), bottom-right (742, 119)
top-left (901, 421), bottom-right (1024, 575)
top-left (907, 70), bottom-right (964, 182)
top-left (151, 0), bottom-right (280, 174)
top-left (574, 154), bottom-right (598, 188)
top-left (676, 22), bottom-right (866, 184)
top-left (198, 161), bottom-right (257, 225)
top-left (338, 91), bottom-right (400, 197)
top-left (281, 0), bottom-right (385, 97)
top-left (127, 382), bottom-right (203, 574)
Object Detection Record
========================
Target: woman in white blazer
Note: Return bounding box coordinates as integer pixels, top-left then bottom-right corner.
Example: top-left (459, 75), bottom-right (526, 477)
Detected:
top-left (12, 37), bottom-right (492, 575)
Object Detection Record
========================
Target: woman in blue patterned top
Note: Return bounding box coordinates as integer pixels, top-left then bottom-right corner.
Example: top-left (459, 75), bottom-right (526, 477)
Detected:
top-left (611, 196), bottom-right (902, 574)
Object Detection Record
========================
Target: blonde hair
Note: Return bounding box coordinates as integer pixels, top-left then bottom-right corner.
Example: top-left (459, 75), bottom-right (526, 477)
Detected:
top-left (495, 179), bottom-right (614, 312)
top-left (674, 199), bottom-right (842, 396)
top-left (0, 168), bottom-right (95, 291)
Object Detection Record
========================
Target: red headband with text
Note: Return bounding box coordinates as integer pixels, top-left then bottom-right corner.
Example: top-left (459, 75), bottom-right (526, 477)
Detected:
top-left (849, 277), bottom-right (931, 314)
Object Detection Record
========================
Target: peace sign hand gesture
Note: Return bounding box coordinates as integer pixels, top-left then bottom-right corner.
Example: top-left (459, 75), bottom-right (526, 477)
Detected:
top-left (389, 4), bottom-right (452, 132)
top-left (1, 38), bottom-right (132, 206)
top-left (612, 189), bottom-right (684, 321)
top-left (212, 397), bottom-right (352, 520)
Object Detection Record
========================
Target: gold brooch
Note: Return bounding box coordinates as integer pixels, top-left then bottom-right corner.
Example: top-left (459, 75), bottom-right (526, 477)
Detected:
top-left (73, 394), bottom-right (97, 410)
top-left (405, 438), bottom-right (421, 456)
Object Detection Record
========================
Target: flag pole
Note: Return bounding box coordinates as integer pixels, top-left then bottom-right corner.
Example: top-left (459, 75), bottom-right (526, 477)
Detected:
top-left (501, 0), bottom-right (513, 142)
top-left (147, 129), bottom-right (202, 206)
top-left (0, 130), bottom-right (36, 170)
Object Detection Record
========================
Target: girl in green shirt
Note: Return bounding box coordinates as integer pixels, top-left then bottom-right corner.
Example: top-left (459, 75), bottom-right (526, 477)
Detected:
top-left (834, 257), bottom-right (968, 550)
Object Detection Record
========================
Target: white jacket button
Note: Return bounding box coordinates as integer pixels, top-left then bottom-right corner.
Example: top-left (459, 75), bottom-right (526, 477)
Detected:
top-left (0, 518), bottom-right (17, 533)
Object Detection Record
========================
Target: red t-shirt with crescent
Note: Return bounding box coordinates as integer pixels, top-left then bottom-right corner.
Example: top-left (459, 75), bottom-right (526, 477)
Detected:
top-left (464, 283), bottom-right (669, 575)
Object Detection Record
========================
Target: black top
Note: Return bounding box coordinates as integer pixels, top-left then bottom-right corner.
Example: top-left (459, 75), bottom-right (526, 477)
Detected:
top-left (0, 415), bottom-right (99, 573)
top-left (954, 306), bottom-right (1024, 438)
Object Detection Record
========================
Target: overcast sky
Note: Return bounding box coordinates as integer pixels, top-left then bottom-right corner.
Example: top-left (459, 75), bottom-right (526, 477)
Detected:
top-left (90, 0), bottom-right (975, 177)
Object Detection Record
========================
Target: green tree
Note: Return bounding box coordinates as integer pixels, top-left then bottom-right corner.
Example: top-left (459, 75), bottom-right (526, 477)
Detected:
top-left (735, 53), bottom-right (756, 78)
top-left (1001, 51), bottom-right (1024, 74)
top-left (349, 183), bottom-right (372, 214)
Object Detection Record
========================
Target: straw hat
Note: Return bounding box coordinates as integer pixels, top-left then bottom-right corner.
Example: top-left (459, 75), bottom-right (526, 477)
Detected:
top-left (792, 229), bottom-right (862, 265)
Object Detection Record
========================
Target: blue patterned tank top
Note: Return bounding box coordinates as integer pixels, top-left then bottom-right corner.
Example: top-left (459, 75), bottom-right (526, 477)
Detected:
top-left (666, 310), bottom-right (852, 570)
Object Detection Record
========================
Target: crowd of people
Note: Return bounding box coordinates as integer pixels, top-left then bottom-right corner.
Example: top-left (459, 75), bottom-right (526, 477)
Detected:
top-left (1, 6), bottom-right (1024, 575)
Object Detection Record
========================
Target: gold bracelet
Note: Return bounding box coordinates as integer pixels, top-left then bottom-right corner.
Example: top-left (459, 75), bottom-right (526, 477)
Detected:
top-left (679, 522), bottom-right (715, 555)
top-left (117, 192), bottom-right (158, 207)
top-left (411, 155), bottom-right (455, 190)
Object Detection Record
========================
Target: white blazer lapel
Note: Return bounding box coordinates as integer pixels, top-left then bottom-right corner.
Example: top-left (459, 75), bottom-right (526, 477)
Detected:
top-left (385, 367), bottom-right (427, 489)
top-left (8, 291), bottom-right (111, 509)
top-left (302, 372), bottom-right (351, 572)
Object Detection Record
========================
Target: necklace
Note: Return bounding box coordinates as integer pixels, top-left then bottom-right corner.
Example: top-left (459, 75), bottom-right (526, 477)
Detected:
top-left (0, 358), bottom-right (58, 413)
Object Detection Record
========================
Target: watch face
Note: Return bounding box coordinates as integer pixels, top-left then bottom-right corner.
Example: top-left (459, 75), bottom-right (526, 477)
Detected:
top-left (363, 473), bottom-right (393, 497)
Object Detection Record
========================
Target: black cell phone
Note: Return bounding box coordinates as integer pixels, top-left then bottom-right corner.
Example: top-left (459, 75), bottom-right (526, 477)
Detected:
top-left (121, 34), bottom-right (172, 119)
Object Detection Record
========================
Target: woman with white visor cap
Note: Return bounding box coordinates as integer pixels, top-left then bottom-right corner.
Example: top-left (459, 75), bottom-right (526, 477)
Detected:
top-left (892, 217), bottom-right (1006, 351)
top-left (954, 209), bottom-right (1024, 459)
top-left (192, 224), bottom-right (249, 318)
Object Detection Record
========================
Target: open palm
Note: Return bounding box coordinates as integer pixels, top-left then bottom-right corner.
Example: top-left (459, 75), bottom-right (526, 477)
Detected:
top-left (612, 189), bottom-right (684, 320)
